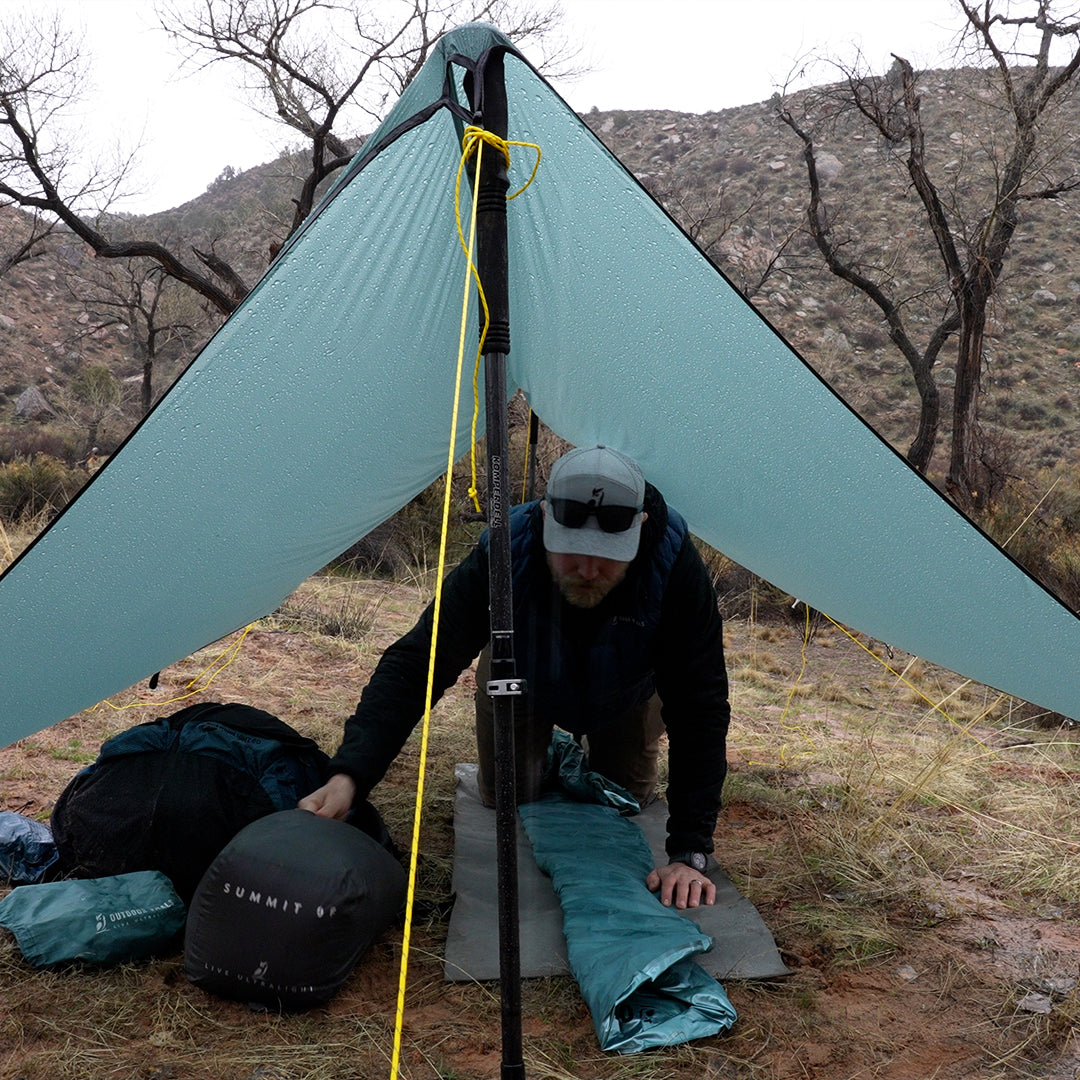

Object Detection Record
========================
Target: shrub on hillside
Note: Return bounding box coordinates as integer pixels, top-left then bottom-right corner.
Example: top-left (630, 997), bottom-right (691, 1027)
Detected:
top-left (696, 540), bottom-right (793, 621)
top-left (0, 427), bottom-right (84, 467)
top-left (331, 473), bottom-right (486, 579)
top-left (0, 455), bottom-right (85, 523)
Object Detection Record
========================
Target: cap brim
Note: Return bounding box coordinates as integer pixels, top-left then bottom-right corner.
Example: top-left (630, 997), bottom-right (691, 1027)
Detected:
top-left (543, 512), bottom-right (642, 562)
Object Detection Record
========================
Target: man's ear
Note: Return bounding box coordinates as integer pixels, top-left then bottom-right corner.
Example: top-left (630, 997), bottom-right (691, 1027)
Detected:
top-left (641, 511), bottom-right (648, 523)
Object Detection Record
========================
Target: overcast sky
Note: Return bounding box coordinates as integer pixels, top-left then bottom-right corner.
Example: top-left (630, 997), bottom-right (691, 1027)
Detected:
top-left (8, 0), bottom-right (974, 213)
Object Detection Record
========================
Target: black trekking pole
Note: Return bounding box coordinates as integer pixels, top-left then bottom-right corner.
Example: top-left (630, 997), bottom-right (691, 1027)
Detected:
top-left (470, 47), bottom-right (526, 1080)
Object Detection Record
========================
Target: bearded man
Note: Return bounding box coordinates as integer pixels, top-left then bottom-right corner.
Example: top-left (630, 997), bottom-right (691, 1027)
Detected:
top-left (300, 445), bottom-right (731, 910)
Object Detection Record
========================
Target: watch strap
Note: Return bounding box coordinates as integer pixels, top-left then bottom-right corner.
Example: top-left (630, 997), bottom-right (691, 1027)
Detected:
top-left (668, 850), bottom-right (708, 872)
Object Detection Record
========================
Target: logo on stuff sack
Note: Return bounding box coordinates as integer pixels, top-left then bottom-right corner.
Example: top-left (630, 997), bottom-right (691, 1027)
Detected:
top-left (220, 881), bottom-right (338, 919)
top-left (92, 899), bottom-right (178, 934)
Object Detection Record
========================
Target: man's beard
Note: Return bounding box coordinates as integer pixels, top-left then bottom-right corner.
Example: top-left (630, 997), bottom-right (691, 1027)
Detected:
top-left (555, 576), bottom-right (612, 608)
top-left (547, 558), bottom-right (629, 609)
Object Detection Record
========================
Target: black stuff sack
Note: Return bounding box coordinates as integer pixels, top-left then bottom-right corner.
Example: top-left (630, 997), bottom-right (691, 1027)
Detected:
top-left (0, 870), bottom-right (185, 969)
top-left (184, 809), bottom-right (407, 1010)
top-left (50, 702), bottom-right (330, 903)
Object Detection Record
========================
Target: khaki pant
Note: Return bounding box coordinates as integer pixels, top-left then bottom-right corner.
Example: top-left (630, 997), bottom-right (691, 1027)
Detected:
top-left (474, 646), bottom-right (664, 808)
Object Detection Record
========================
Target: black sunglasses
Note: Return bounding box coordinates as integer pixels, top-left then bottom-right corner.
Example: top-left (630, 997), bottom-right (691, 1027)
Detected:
top-left (548, 497), bottom-right (641, 533)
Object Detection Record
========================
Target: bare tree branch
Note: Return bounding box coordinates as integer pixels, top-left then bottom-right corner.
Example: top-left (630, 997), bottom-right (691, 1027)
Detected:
top-left (0, 206), bottom-right (55, 277)
top-left (779, 0), bottom-right (1080, 505)
top-left (2, 2), bottom-right (576, 322)
top-left (159, 0), bottom-right (576, 233)
top-left (0, 11), bottom-right (241, 313)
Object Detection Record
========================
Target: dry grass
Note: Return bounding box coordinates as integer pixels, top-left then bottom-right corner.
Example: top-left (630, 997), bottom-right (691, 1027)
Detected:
top-left (2, 577), bottom-right (1080, 1079)
top-left (0, 517), bottom-right (31, 571)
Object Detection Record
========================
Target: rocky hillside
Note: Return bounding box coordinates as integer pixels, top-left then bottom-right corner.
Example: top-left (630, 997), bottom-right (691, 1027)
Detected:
top-left (2, 66), bottom-right (1079, 488)
top-left (584, 78), bottom-right (1080, 487)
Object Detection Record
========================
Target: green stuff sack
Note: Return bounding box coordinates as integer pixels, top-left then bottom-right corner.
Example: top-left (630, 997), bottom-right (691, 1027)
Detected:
top-left (0, 870), bottom-right (185, 969)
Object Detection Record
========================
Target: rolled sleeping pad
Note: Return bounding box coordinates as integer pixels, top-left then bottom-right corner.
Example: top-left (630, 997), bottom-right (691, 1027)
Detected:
top-left (183, 809), bottom-right (406, 1009)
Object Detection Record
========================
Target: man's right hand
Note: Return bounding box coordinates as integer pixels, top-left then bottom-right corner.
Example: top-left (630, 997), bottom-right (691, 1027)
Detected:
top-left (298, 772), bottom-right (356, 820)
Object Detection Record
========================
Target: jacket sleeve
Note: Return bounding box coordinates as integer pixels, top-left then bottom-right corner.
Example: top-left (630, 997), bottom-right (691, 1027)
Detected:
top-left (654, 537), bottom-right (731, 856)
top-left (327, 542), bottom-right (493, 800)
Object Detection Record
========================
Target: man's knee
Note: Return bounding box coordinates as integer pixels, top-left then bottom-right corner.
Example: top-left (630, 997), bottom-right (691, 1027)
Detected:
top-left (474, 648), bottom-right (550, 807)
top-left (584, 695), bottom-right (664, 804)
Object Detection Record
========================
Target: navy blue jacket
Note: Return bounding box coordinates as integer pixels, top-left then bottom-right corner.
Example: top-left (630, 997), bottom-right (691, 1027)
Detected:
top-left (329, 484), bottom-right (731, 855)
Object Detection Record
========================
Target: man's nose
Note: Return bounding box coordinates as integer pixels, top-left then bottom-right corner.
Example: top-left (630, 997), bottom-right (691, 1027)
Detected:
top-left (576, 556), bottom-right (601, 579)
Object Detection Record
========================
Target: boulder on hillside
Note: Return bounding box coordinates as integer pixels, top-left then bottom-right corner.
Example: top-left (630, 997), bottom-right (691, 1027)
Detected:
top-left (816, 152), bottom-right (843, 182)
top-left (14, 385), bottom-right (55, 421)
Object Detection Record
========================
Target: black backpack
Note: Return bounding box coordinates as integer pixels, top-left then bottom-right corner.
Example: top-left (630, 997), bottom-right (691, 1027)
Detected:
top-left (51, 702), bottom-right (334, 902)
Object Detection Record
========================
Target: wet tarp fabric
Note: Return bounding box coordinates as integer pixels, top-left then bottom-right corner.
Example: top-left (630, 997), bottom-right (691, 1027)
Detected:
top-left (517, 795), bottom-right (737, 1053)
top-left (1, 22), bottom-right (1079, 746)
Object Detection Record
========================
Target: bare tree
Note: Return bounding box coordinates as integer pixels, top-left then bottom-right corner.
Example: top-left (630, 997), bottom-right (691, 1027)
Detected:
top-left (0, 12), bottom-right (244, 314)
top-left (67, 363), bottom-right (124, 454)
top-left (648, 174), bottom-right (803, 300)
top-left (158, 0), bottom-right (576, 234)
top-left (1, 2), bottom-right (574, 318)
top-left (778, 0), bottom-right (1080, 508)
top-left (0, 207), bottom-right (55, 278)
top-left (68, 257), bottom-right (204, 416)
top-left (778, 92), bottom-right (960, 476)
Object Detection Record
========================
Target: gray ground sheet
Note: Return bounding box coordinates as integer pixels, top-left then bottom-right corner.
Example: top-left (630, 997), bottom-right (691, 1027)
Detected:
top-left (444, 764), bottom-right (791, 983)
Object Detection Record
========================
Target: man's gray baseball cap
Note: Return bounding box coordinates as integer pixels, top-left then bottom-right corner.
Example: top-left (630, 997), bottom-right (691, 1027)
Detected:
top-left (542, 445), bottom-right (646, 562)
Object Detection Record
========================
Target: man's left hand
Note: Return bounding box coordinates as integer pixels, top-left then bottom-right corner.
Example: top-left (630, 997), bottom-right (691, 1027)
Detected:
top-left (646, 862), bottom-right (716, 909)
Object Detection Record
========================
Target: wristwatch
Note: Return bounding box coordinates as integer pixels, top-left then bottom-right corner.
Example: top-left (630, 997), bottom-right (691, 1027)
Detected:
top-left (668, 850), bottom-right (708, 873)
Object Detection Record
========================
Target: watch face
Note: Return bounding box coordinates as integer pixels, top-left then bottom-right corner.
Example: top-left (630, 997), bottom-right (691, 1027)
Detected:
top-left (690, 851), bottom-right (707, 872)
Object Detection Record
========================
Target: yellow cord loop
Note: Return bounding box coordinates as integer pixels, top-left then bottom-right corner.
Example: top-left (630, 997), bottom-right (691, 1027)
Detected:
top-left (461, 125), bottom-right (542, 201)
top-left (454, 125), bottom-right (541, 513)
top-left (520, 407), bottom-right (534, 503)
top-left (819, 611), bottom-right (990, 746)
top-left (94, 624), bottom-right (256, 712)
top-left (750, 604), bottom-right (991, 770)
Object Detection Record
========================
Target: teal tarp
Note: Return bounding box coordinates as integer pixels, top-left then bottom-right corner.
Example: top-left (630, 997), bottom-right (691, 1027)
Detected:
top-left (1, 22), bottom-right (1080, 745)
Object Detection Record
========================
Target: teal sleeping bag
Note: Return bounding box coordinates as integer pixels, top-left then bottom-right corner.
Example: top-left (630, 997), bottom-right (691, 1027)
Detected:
top-left (518, 794), bottom-right (736, 1053)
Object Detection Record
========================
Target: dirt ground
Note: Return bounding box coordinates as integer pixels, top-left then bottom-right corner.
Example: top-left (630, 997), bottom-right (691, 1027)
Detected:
top-left (1, 578), bottom-right (1079, 1080)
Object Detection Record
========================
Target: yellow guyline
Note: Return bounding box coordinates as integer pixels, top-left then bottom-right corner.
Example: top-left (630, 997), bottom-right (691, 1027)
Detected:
top-left (520, 409), bottom-right (534, 504)
top-left (760, 602), bottom-right (992, 769)
top-left (389, 124), bottom-right (540, 1080)
top-left (94, 624), bottom-right (256, 712)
